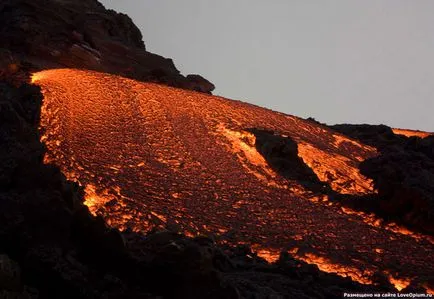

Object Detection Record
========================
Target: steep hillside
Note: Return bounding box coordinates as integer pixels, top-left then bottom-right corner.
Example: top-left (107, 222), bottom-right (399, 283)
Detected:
top-left (32, 69), bottom-right (434, 293)
top-left (1, 0), bottom-right (433, 297)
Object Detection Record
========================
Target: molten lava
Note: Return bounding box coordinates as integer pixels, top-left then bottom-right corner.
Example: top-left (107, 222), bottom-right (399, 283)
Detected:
top-left (392, 128), bottom-right (433, 138)
top-left (33, 69), bottom-right (434, 291)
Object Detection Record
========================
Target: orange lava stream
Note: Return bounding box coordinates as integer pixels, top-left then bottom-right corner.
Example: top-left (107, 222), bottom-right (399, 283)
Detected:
top-left (32, 69), bottom-right (434, 292)
top-left (297, 142), bottom-right (375, 195)
top-left (299, 253), bottom-right (374, 285)
top-left (392, 128), bottom-right (433, 138)
top-left (339, 207), bottom-right (434, 245)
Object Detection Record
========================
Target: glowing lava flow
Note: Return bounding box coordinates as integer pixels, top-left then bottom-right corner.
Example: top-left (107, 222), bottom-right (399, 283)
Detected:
top-left (33, 69), bottom-right (434, 291)
top-left (392, 128), bottom-right (433, 138)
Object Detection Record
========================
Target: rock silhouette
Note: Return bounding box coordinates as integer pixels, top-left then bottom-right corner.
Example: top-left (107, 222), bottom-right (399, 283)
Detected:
top-left (0, 0), bottom-right (214, 93)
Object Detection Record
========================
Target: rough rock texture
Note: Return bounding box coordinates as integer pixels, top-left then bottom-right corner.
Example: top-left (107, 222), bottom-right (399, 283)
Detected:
top-left (0, 79), bottom-right (392, 299)
top-left (0, 0), bottom-right (215, 93)
top-left (331, 124), bottom-right (434, 235)
top-left (248, 128), bottom-right (330, 193)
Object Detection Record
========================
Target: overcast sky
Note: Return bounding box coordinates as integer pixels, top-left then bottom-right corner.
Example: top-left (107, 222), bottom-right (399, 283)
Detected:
top-left (100, 1), bottom-right (434, 131)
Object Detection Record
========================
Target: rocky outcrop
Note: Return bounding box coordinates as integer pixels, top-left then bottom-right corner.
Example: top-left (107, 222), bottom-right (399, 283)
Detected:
top-left (248, 128), bottom-right (328, 192)
top-left (0, 0), bottom-right (214, 93)
top-left (185, 74), bottom-right (216, 93)
top-left (331, 124), bottom-right (434, 235)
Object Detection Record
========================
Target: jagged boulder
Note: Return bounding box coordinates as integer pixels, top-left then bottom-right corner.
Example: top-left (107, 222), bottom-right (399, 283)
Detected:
top-left (186, 74), bottom-right (215, 94)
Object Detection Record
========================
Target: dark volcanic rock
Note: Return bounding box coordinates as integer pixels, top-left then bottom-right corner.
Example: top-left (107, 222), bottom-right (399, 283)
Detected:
top-left (186, 74), bottom-right (216, 93)
top-left (248, 128), bottom-right (329, 192)
top-left (0, 0), bottom-right (215, 93)
top-left (331, 124), bottom-right (434, 234)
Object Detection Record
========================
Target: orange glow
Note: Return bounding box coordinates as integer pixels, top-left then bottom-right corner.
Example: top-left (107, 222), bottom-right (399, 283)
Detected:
top-left (298, 252), bottom-right (374, 285)
top-left (386, 273), bottom-right (412, 291)
top-left (31, 72), bottom-right (51, 84)
top-left (83, 184), bottom-right (116, 216)
top-left (424, 285), bottom-right (434, 295)
top-left (33, 69), bottom-right (434, 292)
top-left (297, 142), bottom-right (375, 195)
top-left (217, 125), bottom-right (285, 188)
top-left (392, 128), bottom-right (433, 138)
top-left (339, 207), bottom-right (434, 244)
top-left (250, 245), bottom-right (280, 263)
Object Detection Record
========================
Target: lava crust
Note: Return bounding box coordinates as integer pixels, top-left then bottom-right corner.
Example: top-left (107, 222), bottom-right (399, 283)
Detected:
top-left (31, 69), bottom-right (434, 292)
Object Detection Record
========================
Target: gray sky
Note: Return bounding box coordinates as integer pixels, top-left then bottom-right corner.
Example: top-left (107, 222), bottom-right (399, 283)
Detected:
top-left (100, 0), bottom-right (434, 131)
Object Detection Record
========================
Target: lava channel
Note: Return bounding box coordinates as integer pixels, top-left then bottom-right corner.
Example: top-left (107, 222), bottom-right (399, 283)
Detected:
top-left (32, 69), bottom-right (434, 291)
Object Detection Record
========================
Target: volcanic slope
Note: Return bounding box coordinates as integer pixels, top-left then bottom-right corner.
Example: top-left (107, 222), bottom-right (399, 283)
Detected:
top-left (32, 69), bottom-right (434, 291)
